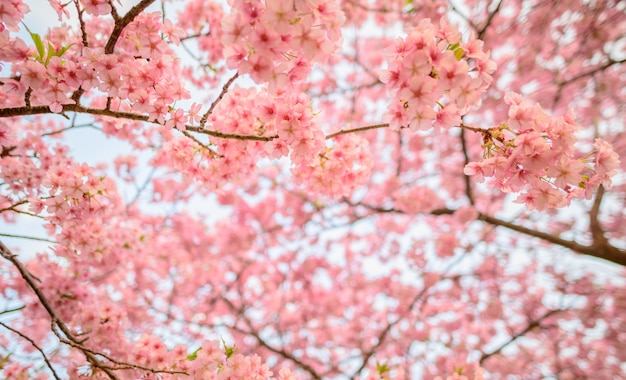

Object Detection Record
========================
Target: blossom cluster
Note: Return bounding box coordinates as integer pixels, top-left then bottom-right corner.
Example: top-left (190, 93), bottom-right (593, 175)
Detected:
top-left (221, 0), bottom-right (345, 90)
top-left (2, 9), bottom-right (194, 129)
top-left (294, 134), bottom-right (374, 197)
top-left (0, 0), bottom-right (28, 32)
top-left (380, 18), bottom-right (496, 131)
top-left (152, 88), bottom-right (326, 189)
top-left (464, 93), bottom-right (620, 210)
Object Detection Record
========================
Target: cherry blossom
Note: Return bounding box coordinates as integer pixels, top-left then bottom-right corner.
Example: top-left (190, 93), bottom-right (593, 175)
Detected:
top-left (0, 0), bottom-right (624, 379)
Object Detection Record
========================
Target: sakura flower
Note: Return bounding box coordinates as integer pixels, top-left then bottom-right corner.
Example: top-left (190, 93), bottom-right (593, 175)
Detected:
top-left (593, 138), bottom-right (620, 181)
top-left (81, 0), bottom-right (112, 16)
top-left (166, 108), bottom-right (187, 131)
top-left (548, 157), bottom-right (585, 189)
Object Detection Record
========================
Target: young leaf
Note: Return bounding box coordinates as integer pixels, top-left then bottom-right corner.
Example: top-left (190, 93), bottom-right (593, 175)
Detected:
top-left (187, 346), bottom-right (202, 361)
top-left (376, 361), bottom-right (391, 374)
top-left (45, 41), bottom-right (56, 66)
top-left (23, 23), bottom-right (45, 61)
top-left (55, 43), bottom-right (75, 58)
top-left (221, 337), bottom-right (237, 358)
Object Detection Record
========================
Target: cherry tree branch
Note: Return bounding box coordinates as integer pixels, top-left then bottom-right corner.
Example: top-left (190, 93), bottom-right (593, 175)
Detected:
top-left (0, 104), bottom-right (275, 141)
top-left (0, 240), bottom-right (119, 379)
top-left (104, 0), bottom-right (156, 54)
top-left (479, 309), bottom-right (561, 364)
top-left (557, 58), bottom-right (625, 87)
top-left (0, 200), bottom-right (28, 214)
top-left (554, 58), bottom-right (625, 105)
top-left (0, 241), bottom-right (188, 378)
top-left (448, 0), bottom-right (476, 30)
top-left (478, 0), bottom-right (504, 39)
top-left (0, 105), bottom-right (392, 143)
top-left (589, 185), bottom-right (607, 244)
top-left (325, 123), bottom-right (389, 139)
top-left (477, 213), bottom-right (626, 266)
top-left (220, 296), bottom-right (323, 380)
top-left (349, 285), bottom-right (432, 380)
top-left (0, 233), bottom-right (57, 244)
top-left (74, 0), bottom-right (89, 48)
top-left (460, 127), bottom-right (475, 205)
top-left (0, 305), bottom-right (25, 315)
top-left (0, 321), bottom-right (61, 380)
top-left (200, 72), bottom-right (239, 128)
top-left (349, 202), bottom-right (626, 266)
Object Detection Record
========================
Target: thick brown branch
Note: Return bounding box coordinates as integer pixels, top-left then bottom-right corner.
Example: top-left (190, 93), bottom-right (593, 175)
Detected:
top-left (477, 213), bottom-right (626, 266)
top-left (0, 104), bottom-right (278, 141)
top-left (351, 201), bottom-right (626, 266)
top-left (104, 0), bottom-right (156, 54)
top-left (460, 128), bottom-right (475, 205)
top-left (589, 185), bottom-right (607, 244)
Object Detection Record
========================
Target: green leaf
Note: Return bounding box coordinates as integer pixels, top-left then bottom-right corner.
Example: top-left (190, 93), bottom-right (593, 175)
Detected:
top-left (187, 347), bottom-right (201, 361)
top-left (376, 361), bottom-right (391, 374)
top-left (447, 42), bottom-right (461, 51)
top-left (45, 41), bottom-right (56, 66)
top-left (0, 353), bottom-right (11, 370)
top-left (221, 337), bottom-right (237, 358)
top-left (24, 23), bottom-right (45, 62)
top-left (55, 43), bottom-right (75, 58)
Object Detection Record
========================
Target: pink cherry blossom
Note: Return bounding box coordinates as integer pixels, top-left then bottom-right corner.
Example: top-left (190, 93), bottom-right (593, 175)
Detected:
top-left (0, 1), bottom-right (624, 380)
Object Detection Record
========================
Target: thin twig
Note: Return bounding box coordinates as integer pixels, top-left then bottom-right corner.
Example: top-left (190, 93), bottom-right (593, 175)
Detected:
top-left (74, 0), bottom-right (88, 48)
top-left (0, 233), bottom-right (57, 244)
top-left (480, 309), bottom-right (561, 364)
top-left (478, 0), bottom-right (504, 39)
top-left (0, 321), bottom-right (62, 380)
top-left (0, 305), bottom-right (25, 315)
top-left (325, 123), bottom-right (389, 139)
top-left (221, 296), bottom-right (324, 380)
top-left (0, 241), bottom-right (187, 378)
top-left (0, 200), bottom-right (28, 214)
top-left (199, 72), bottom-right (239, 127)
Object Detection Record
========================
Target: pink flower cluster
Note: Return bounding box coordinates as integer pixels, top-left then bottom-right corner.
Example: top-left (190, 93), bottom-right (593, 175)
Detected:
top-left (153, 88), bottom-right (327, 188)
top-left (392, 184), bottom-right (444, 214)
top-left (380, 19), bottom-right (496, 131)
top-left (80, 0), bottom-right (112, 16)
top-left (295, 134), bottom-right (374, 197)
top-left (0, 0), bottom-right (29, 31)
top-left (222, 0), bottom-right (345, 89)
top-left (464, 93), bottom-right (621, 210)
top-left (4, 11), bottom-right (192, 126)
